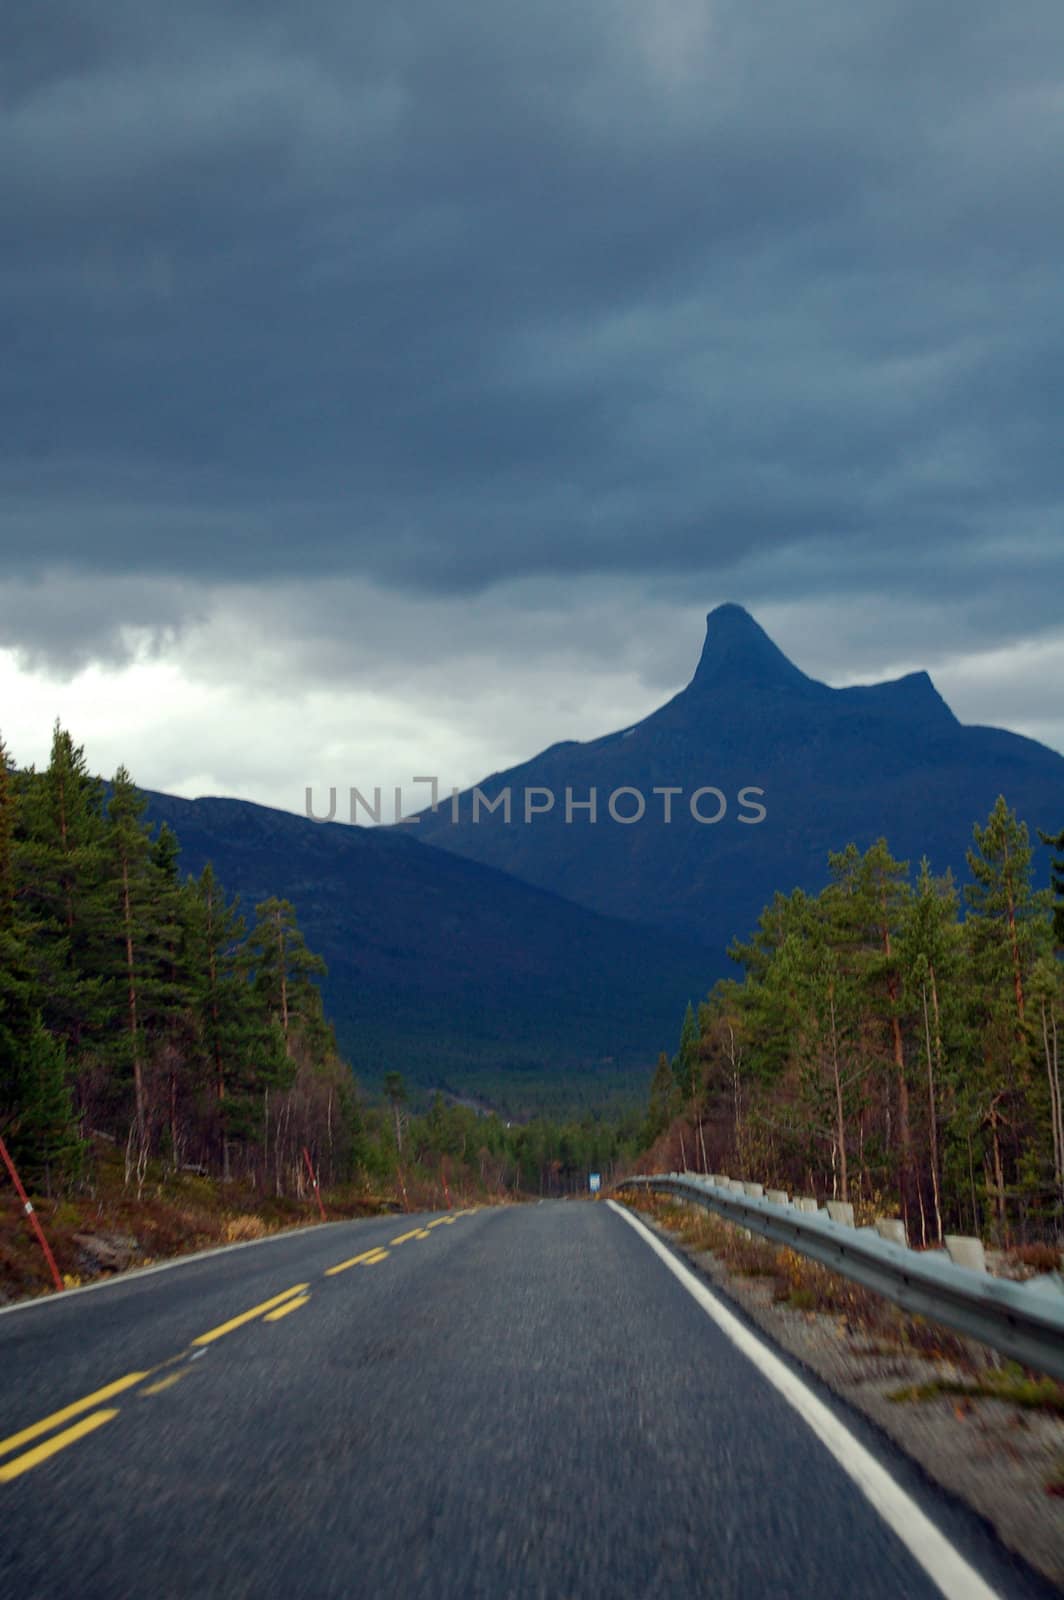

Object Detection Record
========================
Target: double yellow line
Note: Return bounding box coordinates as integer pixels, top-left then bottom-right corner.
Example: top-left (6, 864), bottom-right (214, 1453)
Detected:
top-left (0, 1212), bottom-right (477, 1484)
top-left (0, 1372), bottom-right (145, 1483)
top-left (325, 1246), bottom-right (389, 1276)
top-left (192, 1283), bottom-right (310, 1344)
top-left (0, 1282), bottom-right (312, 1483)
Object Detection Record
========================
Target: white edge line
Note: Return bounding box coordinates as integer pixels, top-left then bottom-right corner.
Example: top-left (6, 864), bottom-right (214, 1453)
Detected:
top-left (607, 1199), bottom-right (1002, 1600)
top-left (0, 1206), bottom-right (458, 1318)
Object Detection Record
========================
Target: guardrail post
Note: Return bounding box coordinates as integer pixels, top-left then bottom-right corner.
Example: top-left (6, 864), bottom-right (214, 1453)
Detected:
top-left (616, 1172), bottom-right (1064, 1380)
top-left (766, 1189), bottom-right (789, 1205)
top-left (742, 1182), bottom-right (764, 1197)
top-left (944, 1235), bottom-right (986, 1272)
top-left (825, 1201), bottom-right (855, 1226)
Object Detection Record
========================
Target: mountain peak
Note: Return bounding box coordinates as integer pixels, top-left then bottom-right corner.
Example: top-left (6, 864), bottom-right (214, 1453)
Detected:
top-left (688, 603), bottom-right (812, 693)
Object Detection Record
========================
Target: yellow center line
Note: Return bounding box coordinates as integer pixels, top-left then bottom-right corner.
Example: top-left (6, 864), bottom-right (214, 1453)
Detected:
top-left (192, 1284), bottom-right (309, 1346)
top-left (325, 1247), bottom-right (388, 1276)
top-left (140, 1370), bottom-right (192, 1397)
top-left (0, 1410), bottom-right (119, 1483)
top-left (362, 1249), bottom-right (388, 1264)
top-left (390, 1229), bottom-right (423, 1244)
top-left (263, 1294), bottom-right (311, 1323)
top-left (0, 1372), bottom-right (148, 1461)
top-left (426, 1217), bottom-right (454, 1229)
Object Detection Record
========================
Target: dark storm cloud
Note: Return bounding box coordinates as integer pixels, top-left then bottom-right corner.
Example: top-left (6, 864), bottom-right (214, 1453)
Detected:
top-left (2, 0), bottom-right (1063, 657)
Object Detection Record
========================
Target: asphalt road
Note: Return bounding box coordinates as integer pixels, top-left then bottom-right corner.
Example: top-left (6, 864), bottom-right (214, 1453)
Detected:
top-left (0, 1199), bottom-right (1053, 1599)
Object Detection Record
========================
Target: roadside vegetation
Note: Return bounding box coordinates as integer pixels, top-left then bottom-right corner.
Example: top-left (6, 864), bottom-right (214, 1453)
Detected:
top-left (0, 726), bottom-right (638, 1299)
top-left (640, 806), bottom-right (1064, 1248)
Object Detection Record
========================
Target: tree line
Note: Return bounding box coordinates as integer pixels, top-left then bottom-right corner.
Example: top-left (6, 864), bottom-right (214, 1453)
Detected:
top-left (644, 798), bottom-right (1064, 1245)
top-left (0, 725), bottom-right (637, 1205)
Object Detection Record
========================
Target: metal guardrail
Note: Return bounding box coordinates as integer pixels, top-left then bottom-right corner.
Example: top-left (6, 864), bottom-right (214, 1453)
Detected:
top-left (616, 1173), bottom-right (1064, 1383)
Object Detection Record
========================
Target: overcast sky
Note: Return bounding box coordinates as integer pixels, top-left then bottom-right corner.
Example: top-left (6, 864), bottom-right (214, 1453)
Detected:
top-left (3, 1), bottom-right (1063, 812)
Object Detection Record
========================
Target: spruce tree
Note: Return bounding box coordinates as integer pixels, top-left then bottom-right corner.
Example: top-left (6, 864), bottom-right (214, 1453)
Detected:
top-left (105, 766), bottom-right (163, 1146)
top-left (898, 861), bottom-right (963, 1240)
top-left (965, 796), bottom-right (1050, 1032)
top-left (12, 1015), bottom-right (82, 1190)
top-left (825, 840), bottom-right (914, 1224)
top-left (672, 1002), bottom-right (699, 1102)
top-left (963, 799), bottom-right (1051, 1235)
top-left (644, 1050), bottom-right (676, 1145)
top-left (13, 725), bottom-right (109, 1053)
top-left (0, 736), bottom-right (33, 1129)
top-left (247, 898), bottom-right (328, 1052)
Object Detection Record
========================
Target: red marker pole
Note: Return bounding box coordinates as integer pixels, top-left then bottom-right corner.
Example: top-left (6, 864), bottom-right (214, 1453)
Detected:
top-left (301, 1145), bottom-right (327, 1222)
top-left (0, 1133), bottom-right (64, 1292)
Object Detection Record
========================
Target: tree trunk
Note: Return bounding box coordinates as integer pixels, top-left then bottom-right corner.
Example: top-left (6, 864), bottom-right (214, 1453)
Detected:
top-left (989, 1100), bottom-right (1007, 1240)
top-left (120, 852), bottom-right (146, 1145)
top-left (169, 1070), bottom-right (178, 1170)
top-left (921, 981), bottom-right (943, 1242)
top-left (881, 910), bottom-right (913, 1235)
top-left (1002, 834), bottom-right (1026, 1024)
top-left (1040, 995), bottom-right (1064, 1209)
top-left (274, 909), bottom-right (290, 1043)
top-left (829, 985), bottom-right (848, 1202)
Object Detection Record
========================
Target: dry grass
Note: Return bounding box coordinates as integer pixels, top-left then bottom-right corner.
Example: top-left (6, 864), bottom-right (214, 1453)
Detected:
top-left (632, 1194), bottom-right (978, 1370)
top-left (222, 1215), bottom-right (268, 1243)
top-left (0, 1141), bottom-right (394, 1304)
top-left (1006, 1242), bottom-right (1063, 1276)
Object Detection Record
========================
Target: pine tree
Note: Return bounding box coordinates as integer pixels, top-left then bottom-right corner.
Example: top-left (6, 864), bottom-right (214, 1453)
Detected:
top-left (13, 725), bottom-right (110, 1053)
top-left (1039, 825), bottom-right (1064, 951)
top-left (186, 866), bottom-right (250, 1105)
top-left (898, 861), bottom-right (963, 1240)
top-left (1029, 955), bottom-right (1064, 1216)
top-left (0, 736), bottom-right (33, 1129)
top-left (966, 796), bottom-right (1050, 1031)
top-left (12, 1015), bottom-right (82, 1189)
top-left (963, 798), bottom-right (1053, 1234)
top-left (672, 1002), bottom-right (699, 1102)
top-left (825, 841), bottom-right (915, 1224)
top-left (384, 1071), bottom-right (407, 1155)
top-left (247, 898), bottom-right (327, 1052)
top-left (105, 766), bottom-right (164, 1148)
top-left (644, 1050), bottom-right (676, 1145)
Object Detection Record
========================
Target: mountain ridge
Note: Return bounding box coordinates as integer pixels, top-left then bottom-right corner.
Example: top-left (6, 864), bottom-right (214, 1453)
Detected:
top-left (138, 787), bottom-right (716, 1114)
top-left (413, 604), bottom-right (1064, 958)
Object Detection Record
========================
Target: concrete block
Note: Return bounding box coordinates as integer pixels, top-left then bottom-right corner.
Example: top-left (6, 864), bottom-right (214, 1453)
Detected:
top-left (766, 1189), bottom-right (789, 1205)
top-left (825, 1200), bottom-right (855, 1226)
top-left (742, 1182), bottom-right (764, 1197)
top-left (944, 1235), bottom-right (986, 1272)
top-left (794, 1197), bottom-right (819, 1213)
top-left (875, 1217), bottom-right (908, 1247)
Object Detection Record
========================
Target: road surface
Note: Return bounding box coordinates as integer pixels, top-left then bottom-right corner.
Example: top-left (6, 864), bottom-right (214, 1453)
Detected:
top-left (0, 1199), bottom-right (1052, 1598)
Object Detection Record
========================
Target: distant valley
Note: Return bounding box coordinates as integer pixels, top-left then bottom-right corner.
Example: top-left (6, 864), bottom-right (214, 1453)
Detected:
top-left (145, 603), bottom-right (1064, 1113)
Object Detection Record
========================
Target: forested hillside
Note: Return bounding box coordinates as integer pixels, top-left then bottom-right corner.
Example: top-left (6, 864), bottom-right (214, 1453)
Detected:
top-left (0, 728), bottom-right (638, 1231)
top-left (137, 787), bottom-right (715, 1115)
top-left (644, 803), bottom-right (1064, 1245)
